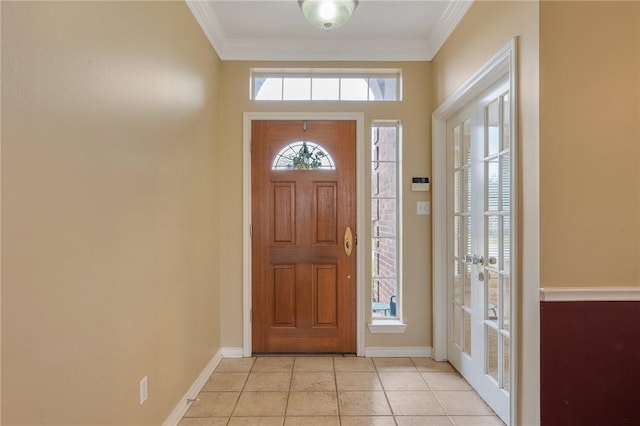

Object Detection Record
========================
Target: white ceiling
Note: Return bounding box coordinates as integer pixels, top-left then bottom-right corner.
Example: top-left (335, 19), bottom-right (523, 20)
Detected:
top-left (186, 0), bottom-right (473, 61)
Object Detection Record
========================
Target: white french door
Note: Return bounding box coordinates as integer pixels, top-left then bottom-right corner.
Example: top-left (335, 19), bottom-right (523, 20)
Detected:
top-left (446, 76), bottom-right (512, 424)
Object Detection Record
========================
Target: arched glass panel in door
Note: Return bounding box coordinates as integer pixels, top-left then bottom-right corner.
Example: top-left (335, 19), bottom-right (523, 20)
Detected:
top-left (272, 141), bottom-right (336, 170)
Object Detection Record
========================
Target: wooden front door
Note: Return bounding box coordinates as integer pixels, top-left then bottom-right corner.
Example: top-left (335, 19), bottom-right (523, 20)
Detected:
top-left (251, 120), bottom-right (356, 353)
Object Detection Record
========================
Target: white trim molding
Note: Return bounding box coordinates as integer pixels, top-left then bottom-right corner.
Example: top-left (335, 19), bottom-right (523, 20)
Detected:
top-left (162, 350), bottom-right (223, 426)
top-left (364, 346), bottom-right (431, 358)
top-left (185, 0), bottom-right (226, 56)
top-left (186, 1), bottom-right (473, 61)
top-left (426, 1), bottom-right (474, 58)
top-left (540, 286), bottom-right (640, 302)
top-left (243, 112), bottom-right (366, 357)
top-left (220, 347), bottom-right (244, 358)
top-left (432, 38), bottom-right (517, 361)
top-left (367, 320), bottom-right (407, 334)
top-left (432, 39), bottom-right (518, 425)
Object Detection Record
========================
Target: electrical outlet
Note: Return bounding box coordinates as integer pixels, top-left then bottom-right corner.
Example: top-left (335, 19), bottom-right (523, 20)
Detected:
top-left (139, 376), bottom-right (148, 405)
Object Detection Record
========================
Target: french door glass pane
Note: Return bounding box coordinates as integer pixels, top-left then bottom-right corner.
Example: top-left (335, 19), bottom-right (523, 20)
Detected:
top-left (454, 304), bottom-right (463, 347)
top-left (464, 168), bottom-right (472, 212)
top-left (463, 215), bottom-right (472, 259)
top-left (503, 215), bottom-right (511, 272)
top-left (501, 156), bottom-right (510, 211)
top-left (454, 216), bottom-right (460, 258)
top-left (487, 215), bottom-right (499, 265)
top-left (503, 276), bottom-right (511, 332)
top-left (487, 99), bottom-right (500, 156)
top-left (463, 263), bottom-right (472, 308)
top-left (463, 310), bottom-right (472, 355)
top-left (487, 159), bottom-right (499, 211)
top-left (502, 94), bottom-right (510, 151)
top-left (503, 336), bottom-right (511, 391)
top-left (453, 125), bottom-right (462, 168)
top-left (463, 119), bottom-right (471, 165)
top-left (454, 261), bottom-right (463, 302)
top-left (487, 326), bottom-right (499, 381)
top-left (454, 171), bottom-right (461, 213)
top-left (487, 270), bottom-right (499, 322)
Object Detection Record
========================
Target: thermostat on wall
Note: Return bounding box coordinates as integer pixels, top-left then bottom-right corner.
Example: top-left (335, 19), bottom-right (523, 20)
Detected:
top-left (412, 177), bottom-right (430, 192)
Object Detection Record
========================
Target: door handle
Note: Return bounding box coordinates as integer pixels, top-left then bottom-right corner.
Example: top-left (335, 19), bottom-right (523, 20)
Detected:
top-left (463, 254), bottom-right (484, 265)
top-left (344, 227), bottom-right (353, 257)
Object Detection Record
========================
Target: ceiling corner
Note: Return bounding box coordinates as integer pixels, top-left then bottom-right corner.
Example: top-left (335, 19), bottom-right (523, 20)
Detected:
top-left (186, 0), bottom-right (226, 59)
top-left (425, 0), bottom-right (474, 60)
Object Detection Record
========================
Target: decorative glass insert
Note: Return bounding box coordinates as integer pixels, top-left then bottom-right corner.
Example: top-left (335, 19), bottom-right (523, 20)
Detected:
top-left (272, 141), bottom-right (335, 170)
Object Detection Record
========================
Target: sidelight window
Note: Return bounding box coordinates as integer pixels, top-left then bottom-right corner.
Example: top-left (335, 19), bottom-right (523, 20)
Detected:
top-left (370, 121), bottom-right (401, 322)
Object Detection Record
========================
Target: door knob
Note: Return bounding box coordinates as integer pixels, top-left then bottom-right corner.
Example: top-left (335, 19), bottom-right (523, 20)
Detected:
top-left (344, 227), bottom-right (353, 257)
top-left (463, 254), bottom-right (484, 265)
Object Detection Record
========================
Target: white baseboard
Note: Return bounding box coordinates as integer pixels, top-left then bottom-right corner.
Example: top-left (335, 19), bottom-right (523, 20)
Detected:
top-left (364, 346), bottom-right (432, 358)
top-left (540, 286), bottom-right (640, 302)
top-left (221, 347), bottom-right (244, 358)
top-left (162, 349), bottom-right (223, 426)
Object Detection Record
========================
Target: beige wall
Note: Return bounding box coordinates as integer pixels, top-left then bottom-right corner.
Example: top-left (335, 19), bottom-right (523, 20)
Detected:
top-left (218, 61), bottom-right (433, 349)
top-left (431, 1), bottom-right (540, 424)
top-left (540, 0), bottom-right (640, 288)
top-left (1, 2), bottom-right (222, 424)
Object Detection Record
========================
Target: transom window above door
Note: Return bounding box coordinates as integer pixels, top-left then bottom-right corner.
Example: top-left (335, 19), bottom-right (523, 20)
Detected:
top-left (251, 68), bottom-right (402, 101)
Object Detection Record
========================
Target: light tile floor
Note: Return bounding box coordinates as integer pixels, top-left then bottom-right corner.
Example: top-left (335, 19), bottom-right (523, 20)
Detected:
top-left (179, 356), bottom-right (504, 426)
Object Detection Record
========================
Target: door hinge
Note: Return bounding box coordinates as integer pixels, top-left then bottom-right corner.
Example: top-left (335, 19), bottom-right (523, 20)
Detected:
top-left (250, 309), bottom-right (253, 322)
top-left (355, 233), bottom-right (358, 246)
top-left (249, 224), bottom-right (253, 238)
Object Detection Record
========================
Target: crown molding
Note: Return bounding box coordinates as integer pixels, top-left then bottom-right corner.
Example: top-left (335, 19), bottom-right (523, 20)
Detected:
top-left (185, 0), bottom-right (226, 56)
top-left (186, 0), bottom-right (473, 61)
top-left (426, 0), bottom-right (474, 59)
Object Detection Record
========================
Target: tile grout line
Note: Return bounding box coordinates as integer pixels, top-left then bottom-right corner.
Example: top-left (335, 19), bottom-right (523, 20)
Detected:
top-left (413, 357), bottom-right (449, 424)
top-left (413, 360), bottom-right (457, 424)
top-left (228, 357), bottom-right (255, 423)
top-left (373, 358), bottom-right (400, 426)
top-left (284, 356), bottom-right (296, 424)
top-left (332, 357), bottom-right (343, 426)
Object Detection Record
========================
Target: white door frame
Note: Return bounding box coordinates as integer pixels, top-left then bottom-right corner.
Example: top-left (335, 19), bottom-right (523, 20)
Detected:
top-left (242, 112), bottom-right (366, 357)
top-left (432, 39), bottom-right (518, 423)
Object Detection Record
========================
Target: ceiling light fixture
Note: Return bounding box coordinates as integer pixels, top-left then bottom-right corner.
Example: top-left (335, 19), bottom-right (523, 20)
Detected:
top-left (298, 0), bottom-right (359, 31)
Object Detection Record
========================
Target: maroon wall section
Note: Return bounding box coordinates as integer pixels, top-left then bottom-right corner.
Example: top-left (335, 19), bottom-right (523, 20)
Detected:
top-left (540, 301), bottom-right (640, 425)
